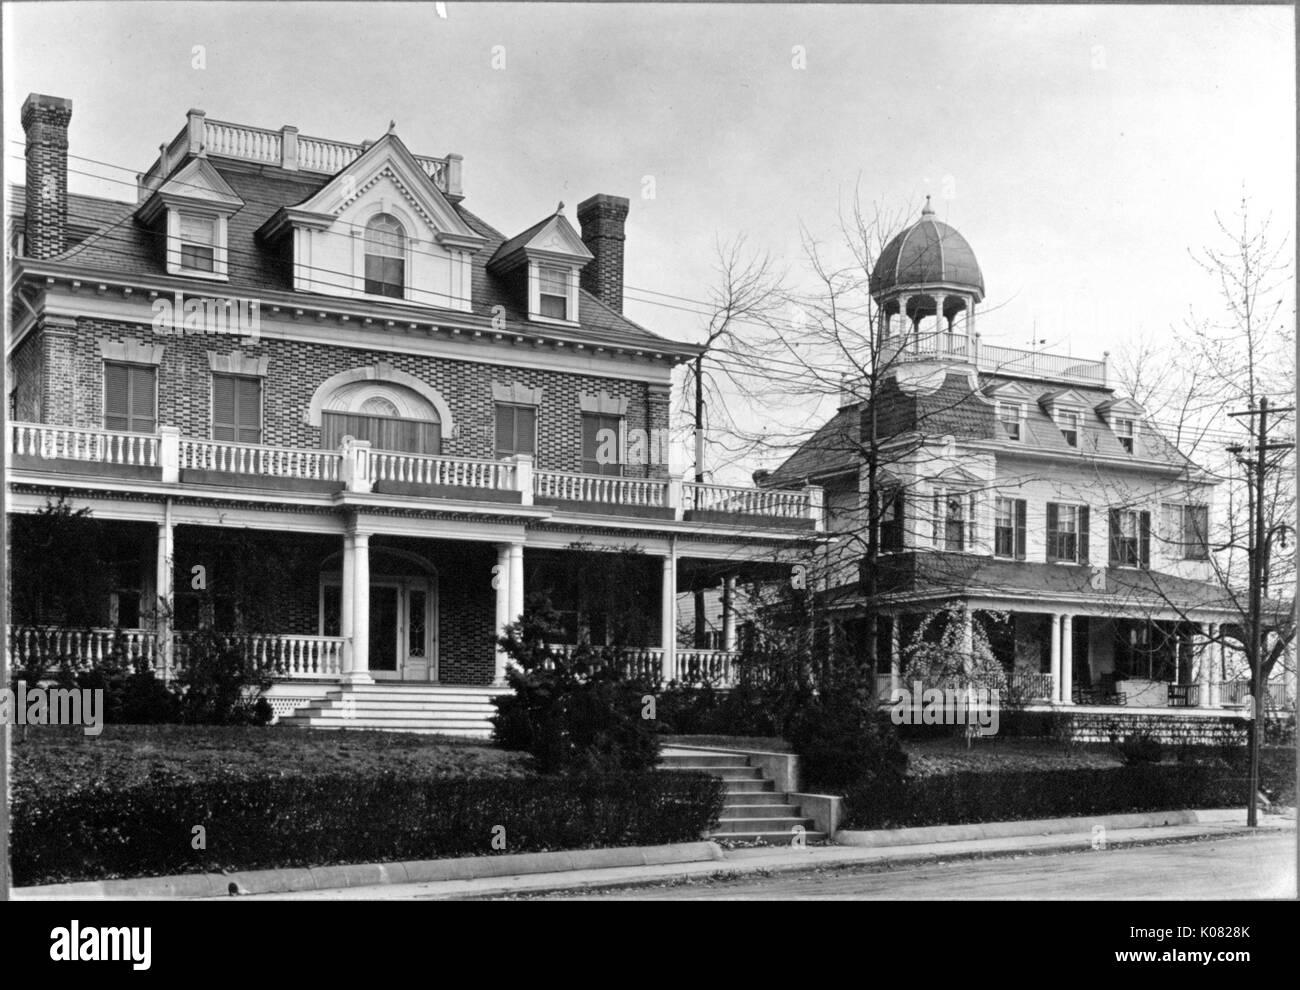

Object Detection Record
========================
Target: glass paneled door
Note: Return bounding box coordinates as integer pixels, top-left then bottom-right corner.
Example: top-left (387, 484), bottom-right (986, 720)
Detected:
top-left (369, 579), bottom-right (437, 682)
top-left (321, 576), bottom-right (437, 682)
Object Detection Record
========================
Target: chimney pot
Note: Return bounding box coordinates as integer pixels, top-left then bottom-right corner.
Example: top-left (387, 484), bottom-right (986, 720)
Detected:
top-left (577, 193), bottom-right (630, 313)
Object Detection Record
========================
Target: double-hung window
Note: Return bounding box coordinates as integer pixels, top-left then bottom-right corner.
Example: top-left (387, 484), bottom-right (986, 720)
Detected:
top-left (178, 214), bottom-right (217, 273)
top-left (994, 497), bottom-right (1027, 559)
top-left (495, 402), bottom-right (538, 459)
top-left (103, 362), bottom-right (157, 433)
top-left (933, 490), bottom-right (974, 552)
top-left (538, 266), bottom-right (569, 320)
top-left (581, 412), bottom-right (622, 476)
top-left (998, 403), bottom-right (1022, 441)
top-left (1046, 503), bottom-right (1090, 562)
top-left (1114, 417), bottom-right (1135, 453)
top-left (879, 489), bottom-right (905, 553)
top-left (212, 374), bottom-right (262, 444)
top-left (1109, 508), bottom-right (1150, 568)
top-left (364, 214), bottom-right (406, 299)
top-left (1162, 503), bottom-right (1209, 561)
top-left (1057, 410), bottom-right (1081, 448)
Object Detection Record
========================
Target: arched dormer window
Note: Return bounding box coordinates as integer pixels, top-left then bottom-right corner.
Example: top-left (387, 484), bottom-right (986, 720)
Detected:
top-left (364, 214), bottom-right (406, 299)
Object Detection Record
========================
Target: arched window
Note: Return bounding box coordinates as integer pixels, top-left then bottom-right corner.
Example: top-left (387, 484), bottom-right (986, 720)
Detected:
top-left (321, 383), bottom-right (442, 455)
top-left (364, 214), bottom-right (405, 298)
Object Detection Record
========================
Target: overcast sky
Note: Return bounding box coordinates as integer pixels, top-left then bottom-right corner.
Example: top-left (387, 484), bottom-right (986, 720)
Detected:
top-left (4, 2), bottom-right (1294, 477)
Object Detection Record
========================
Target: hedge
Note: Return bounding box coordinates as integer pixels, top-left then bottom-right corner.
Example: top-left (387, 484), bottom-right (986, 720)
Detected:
top-left (11, 770), bottom-right (727, 887)
top-left (843, 763), bottom-right (1250, 830)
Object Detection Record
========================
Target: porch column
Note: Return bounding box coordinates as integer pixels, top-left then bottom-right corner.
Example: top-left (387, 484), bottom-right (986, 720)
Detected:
top-left (155, 504), bottom-right (174, 679)
top-left (889, 617), bottom-right (901, 696)
top-left (343, 531), bottom-right (373, 684)
top-left (1049, 613), bottom-right (1062, 703)
top-left (340, 533), bottom-right (354, 671)
top-left (1060, 614), bottom-right (1074, 705)
top-left (1197, 623), bottom-right (1213, 707)
top-left (960, 606), bottom-right (974, 677)
top-left (1209, 623), bottom-right (1223, 708)
top-left (721, 575), bottom-right (736, 652)
top-left (506, 544), bottom-right (525, 644)
top-left (660, 550), bottom-right (677, 682)
top-left (494, 544), bottom-right (512, 684)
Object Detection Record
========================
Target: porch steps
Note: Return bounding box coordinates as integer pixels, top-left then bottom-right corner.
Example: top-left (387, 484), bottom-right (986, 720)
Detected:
top-left (278, 683), bottom-right (507, 738)
top-left (657, 751), bottom-right (826, 845)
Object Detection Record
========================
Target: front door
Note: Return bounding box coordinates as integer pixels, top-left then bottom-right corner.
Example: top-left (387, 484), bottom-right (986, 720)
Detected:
top-left (369, 579), bottom-right (437, 682)
top-left (322, 576), bottom-right (438, 682)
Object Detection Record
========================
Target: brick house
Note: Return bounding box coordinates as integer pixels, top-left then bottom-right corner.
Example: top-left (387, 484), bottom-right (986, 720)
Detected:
top-left (5, 94), bottom-right (822, 734)
top-left (761, 201), bottom-right (1291, 742)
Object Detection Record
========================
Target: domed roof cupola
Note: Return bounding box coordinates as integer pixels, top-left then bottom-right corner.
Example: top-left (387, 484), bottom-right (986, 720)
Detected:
top-left (870, 198), bottom-right (984, 355)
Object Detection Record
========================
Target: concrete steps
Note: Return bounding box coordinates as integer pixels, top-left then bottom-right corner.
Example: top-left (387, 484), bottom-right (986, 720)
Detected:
top-left (658, 749), bottom-right (825, 845)
top-left (278, 683), bottom-right (506, 738)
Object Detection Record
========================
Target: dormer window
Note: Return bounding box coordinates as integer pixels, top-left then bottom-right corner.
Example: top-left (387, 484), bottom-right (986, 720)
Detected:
top-left (997, 402), bottom-right (1022, 441)
top-left (1115, 417), bottom-right (1135, 453)
top-left (1057, 410), bottom-right (1081, 447)
top-left (178, 214), bottom-right (217, 273)
top-left (364, 214), bottom-right (406, 299)
top-left (538, 265), bottom-right (569, 320)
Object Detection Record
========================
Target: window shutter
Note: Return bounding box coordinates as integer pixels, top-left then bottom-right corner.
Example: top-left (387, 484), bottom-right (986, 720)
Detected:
top-left (1046, 502), bottom-right (1059, 559)
top-left (518, 406), bottom-right (536, 455)
top-left (236, 377), bottom-right (260, 443)
top-left (1190, 505), bottom-right (1209, 559)
top-left (495, 404), bottom-right (515, 458)
top-left (1079, 506), bottom-right (1090, 563)
top-left (104, 363), bottom-right (129, 430)
top-left (932, 492), bottom-right (942, 545)
top-left (1139, 511), bottom-right (1151, 568)
top-left (1014, 499), bottom-right (1027, 559)
top-left (212, 375), bottom-right (236, 441)
top-left (1108, 508), bottom-right (1121, 564)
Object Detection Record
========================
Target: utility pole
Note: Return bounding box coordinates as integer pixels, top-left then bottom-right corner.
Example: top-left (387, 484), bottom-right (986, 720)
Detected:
top-left (693, 354), bottom-right (707, 648)
top-left (1227, 396), bottom-right (1295, 827)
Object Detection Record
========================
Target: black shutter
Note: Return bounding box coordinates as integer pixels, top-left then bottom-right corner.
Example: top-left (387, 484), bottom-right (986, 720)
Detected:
top-left (1079, 506), bottom-right (1090, 563)
top-left (1108, 508), bottom-right (1121, 565)
top-left (104, 363), bottom-right (129, 430)
top-left (1046, 502), bottom-right (1059, 560)
top-left (1014, 499), bottom-right (1027, 559)
top-left (518, 406), bottom-right (536, 455)
top-left (212, 375), bottom-right (236, 441)
top-left (129, 366), bottom-right (156, 433)
top-left (494, 404), bottom-right (515, 458)
top-left (236, 377), bottom-right (261, 443)
top-left (1139, 511), bottom-right (1151, 568)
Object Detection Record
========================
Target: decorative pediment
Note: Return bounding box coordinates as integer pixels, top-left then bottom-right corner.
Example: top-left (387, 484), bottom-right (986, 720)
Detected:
top-left (1038, 387), bottom-right (1094, 413)
top-left (262, 133), bottom-right (483, 250)
top-left (1095, 396), bottom-right (1145, 418)
top-left (488, 212), bottom-right (593, 272)
top-left (492, 382), bottom-right (545, 406)
top-left (983, 379), bottom-right (1037, 402)
top-left (578, 390), bottom-right (628, 416)
top-left (137, 158), bottom-right (243, 224)
top-left (928, 465), bottom-right (985, 488)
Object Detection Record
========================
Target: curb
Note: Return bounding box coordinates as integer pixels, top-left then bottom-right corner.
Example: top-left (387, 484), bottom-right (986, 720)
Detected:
top-left (832, 807), bottom-right (1257, 847)
top-left (14, 842), bottom-right (726, 900)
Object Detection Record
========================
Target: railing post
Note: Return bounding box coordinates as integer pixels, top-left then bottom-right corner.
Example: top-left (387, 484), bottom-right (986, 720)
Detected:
top-left (186, 108), bottom-right (206, 155)
top-left (340, 436), bottom-right (373, 493)
top-left (280, 125), bottom-right (299, 170)
top-left (512, 453), bottom-right (534, 506)
top-left (158, 426), bottom-right (180, 483)
top-left (667, 474), bottom-right (684, 521)
top-left (807, 484), bottom-right (825, 531)
top-left (661, 550), bottom-right (677, 682)
top-left (445, 153), bottom-right (463, 198)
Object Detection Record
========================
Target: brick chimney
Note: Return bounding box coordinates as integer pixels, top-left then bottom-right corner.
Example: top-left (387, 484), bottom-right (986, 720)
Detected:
top-left (22, 93), bottom-right (73, 259)
top-left (577, 194), bottom-right (629, 313)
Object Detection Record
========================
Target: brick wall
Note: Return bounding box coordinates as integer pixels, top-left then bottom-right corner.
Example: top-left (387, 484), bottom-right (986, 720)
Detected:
top-left (9, 329), bottom-right (43, 420)
top-left (50, 316), bottom-right (671, 478)
top-left (21, 94), bottom-right (72, 260)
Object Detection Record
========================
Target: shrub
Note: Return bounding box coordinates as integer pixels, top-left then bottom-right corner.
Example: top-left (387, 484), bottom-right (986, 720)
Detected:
top-left (492, 596), bottom-right (660, 773)
top-left (788, 692), bottom-right (908, 793)
top-left (171, 630), bottom-right (273, 726)
top-left (1116, 733), bottom-right (1164, 765)
top-left (843, 763), bottom-right (1245, 829)
top-left (10, 769), bottom-right (726, 887)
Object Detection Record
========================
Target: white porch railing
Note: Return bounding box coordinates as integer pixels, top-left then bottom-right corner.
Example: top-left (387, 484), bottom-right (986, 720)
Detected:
top-left (881, 332), bottom-right (1109, 387)
top-left (7, 626), bottom-right (160, 669)
top-left (173, 633), bottom-right (345, 679)
top-left (543, 645), bottom-right (739, 685)
top-left (533, 470), bottom-right (669, 508)
top-left (686, 481), bottom-right (816, 522)
top-left (10, 422), bottom-right (158, 466)
top-left (370, 449), bottom-right (516, 490)
top-left (178, 437), bottom-right (342, 481)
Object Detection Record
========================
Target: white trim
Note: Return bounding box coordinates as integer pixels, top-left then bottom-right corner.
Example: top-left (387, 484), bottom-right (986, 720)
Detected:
top-left (307, 363), bottom-right (456, 435)
top-left (99, 337), bottom-right (165, 365)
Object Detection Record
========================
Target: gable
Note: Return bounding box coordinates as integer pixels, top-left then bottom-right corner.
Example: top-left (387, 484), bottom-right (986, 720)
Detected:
top-left (290, 133), bottom-right (482, 247)
top-left (488, 212), bottom-right (593, 271)
top-left (137, 157), bottom-right (243, 224)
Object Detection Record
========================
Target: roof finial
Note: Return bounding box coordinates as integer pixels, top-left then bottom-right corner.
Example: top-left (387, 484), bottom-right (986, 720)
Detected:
top-left (922, 194), bottom-right (934, 217)
top-left (556, 200), bottom-right (565, 214)
top-left (388, 120), bottom-right (397, 135)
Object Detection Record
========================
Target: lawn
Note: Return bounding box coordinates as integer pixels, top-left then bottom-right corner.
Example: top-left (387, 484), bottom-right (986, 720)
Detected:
top-left (903, 737), bottom-right (1124, 777)
top-left (10, 723), bottom-right (531, 804)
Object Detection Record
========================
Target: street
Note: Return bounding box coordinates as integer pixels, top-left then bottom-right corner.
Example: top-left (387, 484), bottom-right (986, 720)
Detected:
top-left (513, 833), bottom-right (1296, 900)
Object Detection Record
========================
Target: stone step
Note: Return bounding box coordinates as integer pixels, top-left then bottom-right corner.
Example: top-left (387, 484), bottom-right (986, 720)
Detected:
top-left (711, 833), bottom-right (828, 845)
top-left (304, 701), bottom-right (496, 715)
top-left (301, 706), bottom-right (493, 720)
top-left (279, 722), bottom-right (493, 738)
top-left (279, 715), bottom-right (493, 733)
top-left (665, 766), bottom-right (764, 780)
top-left (712, 816), bottom-right (815, 834)
top-left (720, 779), bottom-right (776, 793)
top-left (720, 804), bottom-right (801, 819)
top-left (658, 754), bottom-right (752, 768)
top-left (723, 791), bottom-right (792, 806)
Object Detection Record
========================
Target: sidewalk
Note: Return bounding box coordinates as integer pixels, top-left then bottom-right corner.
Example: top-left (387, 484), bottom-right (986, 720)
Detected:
top-left (16, 806), bottom-right (1290, 900)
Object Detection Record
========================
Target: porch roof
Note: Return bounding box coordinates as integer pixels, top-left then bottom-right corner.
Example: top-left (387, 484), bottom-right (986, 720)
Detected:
top-left (834, 552), bottom-right (1275, 619)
